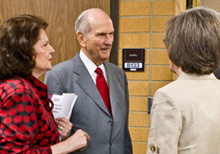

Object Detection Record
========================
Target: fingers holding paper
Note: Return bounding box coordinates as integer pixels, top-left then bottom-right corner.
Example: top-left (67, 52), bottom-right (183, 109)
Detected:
top-left (56, 117), bottom-right (73, 140)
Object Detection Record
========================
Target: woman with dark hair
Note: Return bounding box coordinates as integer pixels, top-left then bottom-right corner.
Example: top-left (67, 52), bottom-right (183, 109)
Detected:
top-left (0, 14), bottom-right (90, 154)
top-left (147, 7), bottom-right (220, 154)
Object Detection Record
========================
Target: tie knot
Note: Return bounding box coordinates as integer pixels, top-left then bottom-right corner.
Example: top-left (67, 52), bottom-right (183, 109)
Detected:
top-left (95, 67), bottom-right (103, 75)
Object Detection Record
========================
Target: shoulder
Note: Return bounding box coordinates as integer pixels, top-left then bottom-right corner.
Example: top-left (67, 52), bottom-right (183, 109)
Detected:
top-left (51, 58), bottom-right (75, 71)
top-left (46, 57), bottom-right (76, 79)
top-left (152, 80), bottom-right (184, 107)
top-left (104, 62), bottom-right (128, 85)
top-left (156, 80), bottom-right (178, 93)
top-left (49, 54), bottom-right (82, 73)
top-left (0, 77), bottom-right (31, 91)
top-left (45, 55), bottom-right (82, 87)
top-left (0, 77), bottom-right (33, 99)
top-left (155, 79), bottom-right (182, 95)
top-left (105, 62), bottom-right (125, 75)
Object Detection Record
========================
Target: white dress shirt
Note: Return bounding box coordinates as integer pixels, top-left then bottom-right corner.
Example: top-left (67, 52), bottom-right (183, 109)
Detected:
top-left (79, 50), bottom-right (108, 85)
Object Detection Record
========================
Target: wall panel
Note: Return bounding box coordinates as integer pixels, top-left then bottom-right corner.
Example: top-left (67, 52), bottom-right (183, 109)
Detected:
top-left (0, 0), bottom-right (110, 81)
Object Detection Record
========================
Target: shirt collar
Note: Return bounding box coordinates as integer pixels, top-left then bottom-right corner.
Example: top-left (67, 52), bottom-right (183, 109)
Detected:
top-left (177, 72), bottom-right (217, 80)
top-left (79, 50), bottom-right (105, 75)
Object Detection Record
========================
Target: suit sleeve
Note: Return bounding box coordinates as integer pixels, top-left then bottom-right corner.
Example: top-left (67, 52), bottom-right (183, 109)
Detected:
top-left (147, 90), bottom-right (182, 154)
top-left (123, 72), bottom-right (133, 154)
top-left (45, 69), bottom-right (63, 94)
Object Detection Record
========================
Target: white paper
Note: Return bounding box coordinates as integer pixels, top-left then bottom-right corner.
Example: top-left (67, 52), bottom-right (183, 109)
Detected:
top-left (50, 93), bottom-right (77, 119)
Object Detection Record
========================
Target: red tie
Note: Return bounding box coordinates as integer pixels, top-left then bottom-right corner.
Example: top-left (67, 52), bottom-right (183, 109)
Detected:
top-left (95, 67), bottom-right (112, 115)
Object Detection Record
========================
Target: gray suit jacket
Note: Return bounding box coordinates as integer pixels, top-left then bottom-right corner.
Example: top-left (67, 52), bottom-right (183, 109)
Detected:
top-left (147, 73), bottom-right (220, 154)
top-left (45, 53), bottom-right (132, 154)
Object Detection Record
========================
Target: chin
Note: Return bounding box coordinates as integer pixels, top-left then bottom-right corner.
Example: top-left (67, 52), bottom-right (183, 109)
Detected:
top-left (101, 57), bottom-right (109, 62)
top-left (103, 53), bottom-right (110, 59)
top-left (47, 68), bottom-right (52, 71)
top-left (47, 65), bottom-right (53, 70)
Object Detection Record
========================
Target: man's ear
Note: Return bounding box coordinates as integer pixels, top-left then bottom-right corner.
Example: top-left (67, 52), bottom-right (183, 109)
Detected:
top-left (77, 32), bottom-right (86, 48)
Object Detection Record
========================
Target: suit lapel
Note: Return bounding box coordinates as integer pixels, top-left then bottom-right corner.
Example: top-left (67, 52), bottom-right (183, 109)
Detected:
top-left (73, 55), bottom-right (111, 116)
top-left (105, 63), bottom-right (118, 118)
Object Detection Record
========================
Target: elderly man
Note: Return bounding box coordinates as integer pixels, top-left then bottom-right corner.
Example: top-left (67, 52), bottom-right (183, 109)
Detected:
top-left (45, 8), bottom-right (132, 154)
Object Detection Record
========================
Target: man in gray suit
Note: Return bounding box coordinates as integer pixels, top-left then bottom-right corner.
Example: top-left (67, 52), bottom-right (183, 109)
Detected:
top-left (45, 8), bottom-right (132, 154)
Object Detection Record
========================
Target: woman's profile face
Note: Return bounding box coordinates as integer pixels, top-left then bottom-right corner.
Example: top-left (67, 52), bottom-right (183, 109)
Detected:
top-left (33, 29), bottom-right (55, 76)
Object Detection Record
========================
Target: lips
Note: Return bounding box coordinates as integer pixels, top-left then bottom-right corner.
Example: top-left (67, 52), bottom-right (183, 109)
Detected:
top-left (101, 48), bottom-right (109, 50)
top-left (101, 47), bottom-right (111, 51)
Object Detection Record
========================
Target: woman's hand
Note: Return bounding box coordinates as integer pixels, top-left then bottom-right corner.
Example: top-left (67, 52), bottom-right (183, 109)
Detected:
top-left (55, 117), bottom-right (72, 140)
top-left (51, 129), bottom-right (90, 154)
top-left (68, 129), bottom-right (91, 151)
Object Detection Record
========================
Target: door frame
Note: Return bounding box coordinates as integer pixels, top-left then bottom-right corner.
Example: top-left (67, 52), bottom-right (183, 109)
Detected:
top-left (110, 0), bottom-right (119, 65)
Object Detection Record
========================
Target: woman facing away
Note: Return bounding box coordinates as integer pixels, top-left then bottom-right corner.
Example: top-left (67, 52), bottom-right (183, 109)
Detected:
top-left (0, 14), bottom-right (90, 154)
top-left (147, 7), bottom-right (220, 154)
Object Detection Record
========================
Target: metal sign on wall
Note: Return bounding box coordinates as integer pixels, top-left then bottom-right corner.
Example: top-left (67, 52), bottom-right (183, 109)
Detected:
top-left (122, 48), bottom-right (145, 72)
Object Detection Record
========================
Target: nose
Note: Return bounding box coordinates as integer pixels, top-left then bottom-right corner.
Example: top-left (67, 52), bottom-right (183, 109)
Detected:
top-left (49, 44), bottom-right (55, 53)
top-left (104, 35), bottom-right (114, 45)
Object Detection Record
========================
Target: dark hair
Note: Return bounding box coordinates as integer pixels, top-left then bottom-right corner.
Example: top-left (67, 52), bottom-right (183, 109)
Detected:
top-left (164, 7), bottom-right (220, 75)
top-left (0, 14), bottom-right (48, 79)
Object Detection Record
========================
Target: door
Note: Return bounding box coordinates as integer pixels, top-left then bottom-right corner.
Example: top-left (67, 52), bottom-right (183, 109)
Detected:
top-left (0, 0), bottom-right (111, 81)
